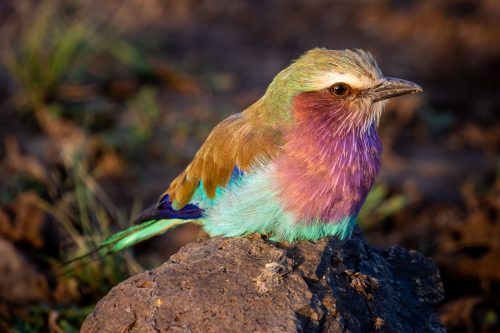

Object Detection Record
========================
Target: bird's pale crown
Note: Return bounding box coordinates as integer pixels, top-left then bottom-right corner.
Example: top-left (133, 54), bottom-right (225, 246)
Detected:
top-left (258, 48), bottom-right (422, 126)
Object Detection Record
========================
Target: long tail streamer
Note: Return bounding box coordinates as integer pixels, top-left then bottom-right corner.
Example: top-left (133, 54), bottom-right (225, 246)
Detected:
top-left (57, 218), bottom-right (202, 275)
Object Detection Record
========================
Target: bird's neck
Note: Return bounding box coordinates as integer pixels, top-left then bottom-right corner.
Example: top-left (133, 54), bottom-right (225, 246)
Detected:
top-left (275, 92), bottom-right (383, 223)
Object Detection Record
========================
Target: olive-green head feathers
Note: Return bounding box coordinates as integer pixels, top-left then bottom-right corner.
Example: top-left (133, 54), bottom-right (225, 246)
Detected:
top-left (255, 48), bottom-right (422, 127)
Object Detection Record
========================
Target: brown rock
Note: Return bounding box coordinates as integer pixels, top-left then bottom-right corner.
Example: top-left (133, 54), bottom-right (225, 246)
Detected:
top-left (82, 229), bottom-right (445, 332)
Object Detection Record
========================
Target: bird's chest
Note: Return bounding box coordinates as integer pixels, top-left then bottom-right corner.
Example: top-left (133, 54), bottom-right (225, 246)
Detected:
top-left (274, 128), bottom-right (382, 223)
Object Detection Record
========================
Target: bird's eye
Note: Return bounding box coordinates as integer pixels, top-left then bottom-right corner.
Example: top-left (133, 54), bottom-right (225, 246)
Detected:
top-left (329, 83), bottom-right (350, 96)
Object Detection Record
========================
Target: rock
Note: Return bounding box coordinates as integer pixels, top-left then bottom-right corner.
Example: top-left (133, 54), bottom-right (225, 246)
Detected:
top-left (81, 229), bottom-right (445, 332)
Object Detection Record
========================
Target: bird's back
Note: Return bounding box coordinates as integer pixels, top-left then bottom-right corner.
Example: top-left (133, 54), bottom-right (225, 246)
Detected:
top-left (136, 99), bottom-right (285, 224)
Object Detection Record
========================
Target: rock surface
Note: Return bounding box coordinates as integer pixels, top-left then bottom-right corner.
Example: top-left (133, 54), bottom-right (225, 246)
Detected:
top-left (81, 230), bottom-right (445, 332)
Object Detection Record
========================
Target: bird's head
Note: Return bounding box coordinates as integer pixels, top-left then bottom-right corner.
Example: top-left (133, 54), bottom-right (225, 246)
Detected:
top-left (261, 48), bottom-right (423, 134)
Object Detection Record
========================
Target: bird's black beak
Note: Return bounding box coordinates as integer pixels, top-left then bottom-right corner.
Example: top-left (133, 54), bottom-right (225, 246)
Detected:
top-left (368, 77), bottom-right (423, 102)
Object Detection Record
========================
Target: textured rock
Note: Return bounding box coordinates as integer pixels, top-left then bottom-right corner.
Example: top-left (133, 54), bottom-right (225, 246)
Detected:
top-left (82, 229), bottom-right (445, 332)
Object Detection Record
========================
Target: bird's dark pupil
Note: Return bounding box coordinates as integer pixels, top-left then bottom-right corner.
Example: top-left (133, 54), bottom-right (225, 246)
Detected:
top-left (334, 84), bottom-right (347, 95)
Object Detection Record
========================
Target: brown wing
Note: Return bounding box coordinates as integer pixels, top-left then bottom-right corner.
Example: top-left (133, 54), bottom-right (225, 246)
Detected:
top-left (163, 112), bottom-right (283, 209)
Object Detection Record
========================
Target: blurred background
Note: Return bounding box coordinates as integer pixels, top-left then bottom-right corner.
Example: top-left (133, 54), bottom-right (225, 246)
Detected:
top-left (0, 0), bottom-right (498, 332)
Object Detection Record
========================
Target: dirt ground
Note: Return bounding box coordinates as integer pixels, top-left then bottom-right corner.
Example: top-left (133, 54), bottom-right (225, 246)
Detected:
top-left (0, 0), bottom-right (498, 332)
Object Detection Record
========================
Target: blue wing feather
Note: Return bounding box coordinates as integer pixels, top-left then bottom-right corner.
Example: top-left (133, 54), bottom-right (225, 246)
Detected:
top-left (134, 167), bottom-right (243, 223)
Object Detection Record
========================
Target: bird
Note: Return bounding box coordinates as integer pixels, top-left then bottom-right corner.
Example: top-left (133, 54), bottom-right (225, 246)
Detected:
top-left (94, 48), bottom-right (423, 256)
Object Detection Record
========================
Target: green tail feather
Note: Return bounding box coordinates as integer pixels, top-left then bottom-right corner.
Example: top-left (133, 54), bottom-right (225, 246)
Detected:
top-left (109, 218), bottom-right (193, 253)
top-left (101, 219), bottom-right (158, 247)
top-left (59, 218), bottom-right (202, 273)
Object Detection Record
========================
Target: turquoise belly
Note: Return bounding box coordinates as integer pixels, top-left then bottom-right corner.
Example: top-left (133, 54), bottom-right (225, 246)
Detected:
top-left (200, 166), bottom-right (357, 242)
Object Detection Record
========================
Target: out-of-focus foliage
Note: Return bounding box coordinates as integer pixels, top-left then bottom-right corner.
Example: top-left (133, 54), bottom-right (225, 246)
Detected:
top-left (0, 2), bottom-right (157, 331)
top-left (3, 1), bottom-right (90, 109)
top-left (358, 184), bottom-right (408, 231)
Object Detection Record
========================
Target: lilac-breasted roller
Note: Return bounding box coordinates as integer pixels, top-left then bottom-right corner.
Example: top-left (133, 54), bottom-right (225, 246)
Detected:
top-left (100, 48), bottom-right (422, 254)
